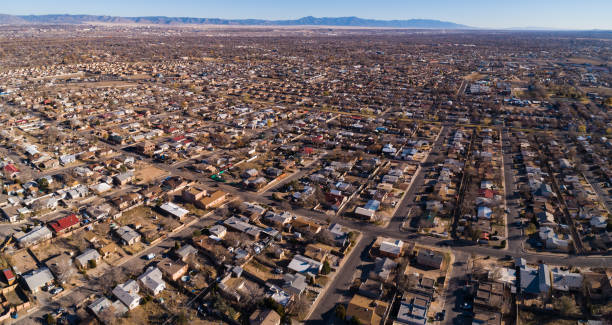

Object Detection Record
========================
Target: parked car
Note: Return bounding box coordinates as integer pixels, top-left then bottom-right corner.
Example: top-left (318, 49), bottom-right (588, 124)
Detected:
top-left (50, 287), bottom-right (64, 295)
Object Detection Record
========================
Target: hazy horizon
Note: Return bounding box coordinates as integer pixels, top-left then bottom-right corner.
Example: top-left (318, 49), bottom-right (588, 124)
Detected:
top-left (2, 0), bottom-right (612, 30)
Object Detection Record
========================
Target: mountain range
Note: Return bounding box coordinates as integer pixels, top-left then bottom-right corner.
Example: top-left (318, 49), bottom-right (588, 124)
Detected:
top-left (0, 14), bottom-right (470, 29)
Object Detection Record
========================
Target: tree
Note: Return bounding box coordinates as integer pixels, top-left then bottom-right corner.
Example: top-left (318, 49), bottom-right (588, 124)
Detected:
top-left (322, 260), bottom-right (332, 275)
top-left (292, 295), bottom-right (310, 320)
top-left (45, 314), bottom-right (57, 325)
top-left (37, 178), bottom-right (49, 192)
top-left (315, 231), bottom-right (335, 246)
top-left (335, 304), bottom-right (346, 320)
top-left (525, 223), bottom-right (537, 236)
top-left (97, 266), bottom-right (127, 293)
top-left (554, 295), bottom-right (579, 316)
top-left (52, 255), bottom-right (75, 284)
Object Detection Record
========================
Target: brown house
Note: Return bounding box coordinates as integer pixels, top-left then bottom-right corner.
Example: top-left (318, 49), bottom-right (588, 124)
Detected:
top-left (157, 258), bottom-right (188, 282)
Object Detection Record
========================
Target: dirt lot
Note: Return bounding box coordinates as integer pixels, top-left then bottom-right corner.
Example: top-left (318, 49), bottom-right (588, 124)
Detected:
top-left (134, 164), bottom-right (170, 184)
top-left (118, 206), bottom-right (180, 233)
top-left (243, 259), bottom-right (280, 282)
top-left (31, 239), bottom-right (77, 264)
top-left (9, 250), bottom-right (38, 274)
top-left (464, 72), bottom-right (485, 81)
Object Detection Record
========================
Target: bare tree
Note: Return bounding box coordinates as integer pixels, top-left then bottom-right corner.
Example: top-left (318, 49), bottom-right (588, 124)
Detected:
top-left (97, 306), bottom-right (117, 324)
top-left (49, 255), bottom-right (75, 285)
top-left (292, 294), bottom-right (310, 320)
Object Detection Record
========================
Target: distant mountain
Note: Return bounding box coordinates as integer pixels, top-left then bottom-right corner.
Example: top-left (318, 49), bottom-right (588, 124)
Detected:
top-left (0, 14), bottom-right (470, 29)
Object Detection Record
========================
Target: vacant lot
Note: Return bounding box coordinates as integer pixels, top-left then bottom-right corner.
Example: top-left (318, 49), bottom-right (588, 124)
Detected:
top-left (11, 250), bottom-right (38, 274)
top-left (134, 164), bottom-right (169, 184)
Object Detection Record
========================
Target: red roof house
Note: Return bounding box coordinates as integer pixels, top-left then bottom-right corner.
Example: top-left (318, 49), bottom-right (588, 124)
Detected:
top-left (479, 189), bottom-right (495, 199)
top-left (49, 214), bottom-right (80, 233)
top-left (3, 164), bottom-right (20, 178)
top-left (2, 269), bottom-right (15, 285)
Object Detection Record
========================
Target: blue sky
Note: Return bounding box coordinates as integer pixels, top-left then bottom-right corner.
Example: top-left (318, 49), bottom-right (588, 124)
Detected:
top-left (2, 0), bottom-right (611, 30)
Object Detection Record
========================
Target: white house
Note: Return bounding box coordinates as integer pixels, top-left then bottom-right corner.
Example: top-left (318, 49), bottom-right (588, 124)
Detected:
top-left (75, 248), bottom-right (102, 269)
top-left (138, 267), bottom-right (166, 296)
top-left (112, 280), bottom-right (141, 310)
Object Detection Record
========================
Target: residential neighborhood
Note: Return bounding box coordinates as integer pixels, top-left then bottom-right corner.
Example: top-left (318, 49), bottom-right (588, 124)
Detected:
top-left (0, 18), bottom-right (609, 325)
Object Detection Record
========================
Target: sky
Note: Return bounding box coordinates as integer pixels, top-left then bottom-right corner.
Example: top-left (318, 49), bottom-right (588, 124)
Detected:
top-left (2, 0), bottom-right (612, 30)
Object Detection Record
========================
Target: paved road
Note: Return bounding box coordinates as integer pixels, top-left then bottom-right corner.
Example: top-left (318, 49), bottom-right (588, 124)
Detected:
top-left (502, 130), bottom-right (524, 255)
top-left (305, 235), bottom-right (374, 324)
top-left (388, 127), bottom-right (450, 232)
top-left (441, 251), bottom-right (469, 325)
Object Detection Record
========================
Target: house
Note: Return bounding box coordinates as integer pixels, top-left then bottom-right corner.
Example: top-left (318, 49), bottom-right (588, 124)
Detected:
top-left (159, 202), bottom-right (189, 220)
top-left (138, 267), bottom-right (166, 296)
top-left (287, 254), bottom-right (322, 275)
top-left (88, 296), bottom-right (128, 319)
top-left (416, 249), bottom-right (444, 269)
top-left (136, 141), bottom-right (155, 155)
top-left (292, 217), bottom-right (322, 235)
top-left (111, 193), bottom-right (142, 210)
top-left (209, 225), bottom-right (227, 239)
top-left (22, 267), bottom-right (54, 293)
top-left (115, 226), bottom-right (141, 245)
top-left (181, 186), bottom-right (207, 203)
top-left (304, 244), bottom-right (329, 263)
top-left (327, 223), bottom-right (348, 247)
top-left (2, 269), bottom-right (15, 285)
top-left (14, 225), bottom-right (53, 247)
top-left (198, 190), bottom-right (227, 209)
top-left (112, 280), bottom-right (141, 310)
top-left (3, 164), bottom-right (19, 178)
top-left (86, 204), bottom-right (112, 220)
top-left (2, 205), bottom-right (20, 223)
top-left (379, 239), bottom-right (404, 258)
top-left (249, 309), bottom-right (281, 325)
top-left (157, 258), bottom-right (188, 282)
top-left (520, 263), bottom-right (551, 295)
top-left (346, 294), bottom-right (388, 325)
top-left (478, 206), bottom-right (493, 219)
top-left (90, 182), bottom-right (112, 194)
top-left (359, 279), bottom-right (383, 299)
top-left (265, 211), bottom-right (293, 226)
top-left (370, 257), bottom-right (398, 283)
top-left (75, 248), bottom-right (102, 269)
top-left (355, 207), bottom-right (376, 220)
top-left (282, 273), bottom-right (307, 296)
top-left (99, 242), bottom-right (119, 258)
top-left (396, 292), bottom-right (430, 325)
top-left (175, 244), bottom-right (198, 262)
top-left (551, 268), bottom-right (583, 292)
top-left (49, 214), bottom-right (80, 234)
top-left (224, 216), bottom-right (263, 239)
top-left (113, 171), bottom-right (134, 186)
